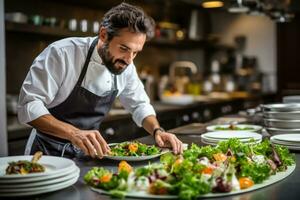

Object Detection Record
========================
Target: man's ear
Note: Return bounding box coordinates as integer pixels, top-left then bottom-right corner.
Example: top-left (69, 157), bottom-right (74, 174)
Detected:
top-left (99, 27), bottom-right (107, 42)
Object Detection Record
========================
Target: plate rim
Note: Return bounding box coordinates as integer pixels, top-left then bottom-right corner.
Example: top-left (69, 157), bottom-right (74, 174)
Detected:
top-left (206, 124), bottom-right (262, 132)
top-left (90, 164), bottom-right (296, 199)
top-left (0, 156), bottom-right (76, 179)
top-left (270, 134), bottom-right (300, 143)
top-left (0, 167), bottom-right (79, 189)
top-left (104, 143), bottom-right (170, 161)
top-left (0, 174), bottom-right (78, 197)
top-left (202, 131), bottom-right (262, 140)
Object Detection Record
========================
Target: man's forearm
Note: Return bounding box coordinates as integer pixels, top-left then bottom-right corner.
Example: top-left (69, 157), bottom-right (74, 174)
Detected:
top-left (28, 114), bottom-right (79, 141)
top-left (142, 115), bottom-right (161, 135)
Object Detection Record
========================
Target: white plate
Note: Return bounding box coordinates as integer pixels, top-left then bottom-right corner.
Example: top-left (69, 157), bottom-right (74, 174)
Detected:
top-left (104, 144), bottom-right (170, 161)
top-left (263, 111), bottom-right (300, 120)
top-left (201, 134), bottom-right (262, 143)
top-left (161, 95), bottom-right (194, 105)
top-left (264, 119), bottom-right (300, 129)
top-left (201, 138), bottom-right (262, 146)
top-left (202, 131), bottom-right (262, 140)
top-left (270, 141), bottom-right (300, 150)
top-left (201, 136), bottom-right (262, 143)
top-left (91, 164), bottom-right (295, 199)
top-left (271, 134), bottom-right (300, 143)
top-left (266, 127), bottom-right (300, 135)
top-left (0, 156), bottom-right (75, 179)
top-left (261, 103), bottom-right (300, 112)
top-left (0, 167), bottom-right (79, 189)
top-left (206, 124), bottom-right (262, 132)
top-left (0, 163), bottom-right (78, 183)
top-left (0, 174), bottom-right (78, 197)
top-left (270, 137), bottom-right (300, 146)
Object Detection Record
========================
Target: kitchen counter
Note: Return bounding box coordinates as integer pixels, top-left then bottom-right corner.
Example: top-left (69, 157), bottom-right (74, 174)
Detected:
top-left (7, 93), bottom-right (275, 155)
top-left (14, 122), bottom-right (300, 200)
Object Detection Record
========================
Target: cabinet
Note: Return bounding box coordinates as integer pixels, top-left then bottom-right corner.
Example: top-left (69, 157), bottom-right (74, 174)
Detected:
top-left (277, 12), bottom-right (300, 97)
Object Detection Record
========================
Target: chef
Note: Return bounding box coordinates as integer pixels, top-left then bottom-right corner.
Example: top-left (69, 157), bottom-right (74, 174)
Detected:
top-left (18, 3), bottom-right (183, 159)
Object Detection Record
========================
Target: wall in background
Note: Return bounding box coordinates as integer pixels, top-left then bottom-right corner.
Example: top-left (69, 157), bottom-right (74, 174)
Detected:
top-left (211, 12), bottom-right (277, 92)
top-left (0, 0), bottom-right (8, 156)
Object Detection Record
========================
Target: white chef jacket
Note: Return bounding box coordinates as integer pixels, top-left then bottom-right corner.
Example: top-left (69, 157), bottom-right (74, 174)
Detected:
top-left (17, 37), bottom-right (156, 127)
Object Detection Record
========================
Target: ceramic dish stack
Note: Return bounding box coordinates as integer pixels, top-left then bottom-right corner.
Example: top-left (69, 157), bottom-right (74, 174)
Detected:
top-left (201, 131), bottom-right (262, 146)
top-left (0, 155), bottom-right (80, 197)
top-left (261, 104), bottom-right (300, 135)
top-left (270, 134), bottom-right (300, 150)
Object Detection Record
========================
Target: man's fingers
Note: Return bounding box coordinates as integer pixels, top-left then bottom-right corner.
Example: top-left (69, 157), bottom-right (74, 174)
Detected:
top-left (83, 137), bottom-right (98, 158)
top-left (155, 135), bottom-right (164, 147)
top-left (176, 138), bottom-right (183, 154)
top-left (168, 136), bottom-right (178, 154)
top-left (75, 140), bottom-right (89, 156)
top-left (95, 131), bottom-right (110, 153)
top-left (88, 134), bottom-right (105, 158)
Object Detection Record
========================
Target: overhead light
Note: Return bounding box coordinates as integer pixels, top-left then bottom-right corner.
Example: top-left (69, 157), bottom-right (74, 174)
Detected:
top-left (202, 0), bottom-right (224, 8)
top-left (228, 0), bottom-right (249, 13)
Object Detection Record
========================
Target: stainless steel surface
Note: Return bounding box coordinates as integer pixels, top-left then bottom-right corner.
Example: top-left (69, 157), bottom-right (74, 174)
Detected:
top-left (264, 118), bottom-right (300, 129)
top-left (263, 111), bottom-right (300, 120)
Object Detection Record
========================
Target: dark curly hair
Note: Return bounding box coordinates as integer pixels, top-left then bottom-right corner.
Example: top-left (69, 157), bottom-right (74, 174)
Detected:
top-left (100, 2), bottom-right (155, 41)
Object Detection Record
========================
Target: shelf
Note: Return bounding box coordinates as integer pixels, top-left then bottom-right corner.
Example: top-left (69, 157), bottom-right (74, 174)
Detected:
top-left (5, 21), bottom-right (96, 38)
top-left (148, 38), bottom-right (206, 49)
top-left (6, 21), bottom-right (208, 49)
top-left (6, 21), bottom-right (236, 51)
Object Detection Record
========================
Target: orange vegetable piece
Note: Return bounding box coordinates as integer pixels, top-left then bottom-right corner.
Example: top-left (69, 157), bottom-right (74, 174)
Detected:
top-left (149, 183), bottom-right (168, 195)
top-left (128, 143), bottom-right (138, 153)
top-left (100, 173), bottom-right (112, 183)
top-left (213, 153), bottom-right (227, 162)
top-left (173, 158), bottom-right (183, 167)
top-left (202, 167), bottom-right (213, 174)
top-left (239, 177), bottom-right (254, 189)
top-left (118, 160), bottom-right (133, 173)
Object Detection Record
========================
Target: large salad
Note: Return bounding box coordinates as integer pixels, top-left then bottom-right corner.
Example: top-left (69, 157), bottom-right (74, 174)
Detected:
top-left (84, 139), bottom-right (295, 200)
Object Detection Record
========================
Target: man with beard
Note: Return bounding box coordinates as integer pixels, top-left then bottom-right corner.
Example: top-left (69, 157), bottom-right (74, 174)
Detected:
top-left (18, 3), bottom-right (183, 158)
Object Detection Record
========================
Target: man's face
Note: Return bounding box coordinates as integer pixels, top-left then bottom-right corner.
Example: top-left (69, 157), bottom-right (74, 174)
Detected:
top-left (98, 28), bottom-right (146, 75)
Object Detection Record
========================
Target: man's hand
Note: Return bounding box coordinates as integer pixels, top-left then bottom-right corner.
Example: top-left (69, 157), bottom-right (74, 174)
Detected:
top-left (69, 130), bottom-right (110, 158)
top-left (154, 131), bottom-right (183, 154)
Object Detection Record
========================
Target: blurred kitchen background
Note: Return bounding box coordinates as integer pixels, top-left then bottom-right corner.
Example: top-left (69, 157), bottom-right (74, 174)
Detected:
top-left (0, 0), bottom-right (300, 156)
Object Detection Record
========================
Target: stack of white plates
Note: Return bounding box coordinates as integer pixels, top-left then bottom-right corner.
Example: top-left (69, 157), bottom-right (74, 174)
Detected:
top-left (262, 103), bottom-right (300, 135)
top-left (0, 156), bottom-right (80, 197)
top-left (201, 131), bottom-right (262, 146)
top-left (270, 134), bottom-right (300, 150)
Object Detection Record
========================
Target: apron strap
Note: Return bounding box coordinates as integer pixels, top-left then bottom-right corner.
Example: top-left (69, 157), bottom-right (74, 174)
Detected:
top-left (114, 75), bottom-right (118, 90)
top-left (24, 129), bottom-right (37, 155)
top-left (76, 38), bottom-right (99, 87)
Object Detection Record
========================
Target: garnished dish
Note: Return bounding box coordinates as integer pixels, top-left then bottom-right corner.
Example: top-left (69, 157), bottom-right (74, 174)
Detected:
top-left (109, 141), bottom-right (161, 157)
top-left (206, 124), bottom-right (262, 132)
top-left (5, 152), bottom-right (45, 175)
top-left (85, 139), bottom-right (295, 199)
top-left (104, 141), bottom-right (168, 161)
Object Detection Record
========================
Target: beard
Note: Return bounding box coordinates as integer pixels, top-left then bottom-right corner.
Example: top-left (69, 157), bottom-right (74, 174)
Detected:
top-left (98, 42), bottom-right (129, 75)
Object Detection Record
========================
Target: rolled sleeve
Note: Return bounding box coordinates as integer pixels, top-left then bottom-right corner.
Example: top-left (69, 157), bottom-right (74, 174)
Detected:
top-left (18, 100), bottom-right (50, 124)
top-left (17, 44), bottom-right (65, 124)
top-left (132, 103), bottom-right (156, 127)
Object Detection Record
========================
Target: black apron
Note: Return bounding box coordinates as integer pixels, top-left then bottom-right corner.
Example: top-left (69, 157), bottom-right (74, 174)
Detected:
top-left (25, 38), bottom-right (118, 158)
